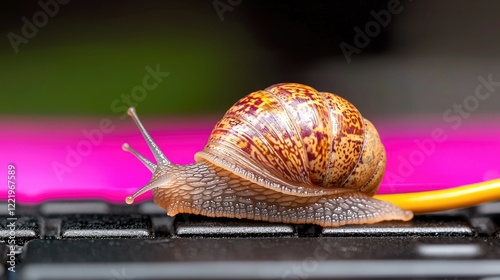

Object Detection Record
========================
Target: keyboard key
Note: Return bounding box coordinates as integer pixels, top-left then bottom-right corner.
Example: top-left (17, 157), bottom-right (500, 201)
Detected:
top-left (492, 216), bottom-right (500, 238)
top-left (0, 216), bottom-right (39, 243)
top-left (60, 214), bottom-right (152, 238)
top-left (151, 216), bottom-right (175, 237)
top-left (42, 217), bottom-right (62, 239)
top-left (417, 244), bottom-right (483, 258)
top-left (175, 215), bottom-right (295, 237)
top-left (321, 215), bottom-right (476, 237)
top-left (0, 202), bottom-right (38, 217)
top-left (0, 202), bottom-right (9, 216)
top-left (138, 201), bottom-right (167, 215)
top-left (40, 201), bottom-right (110, 215)
top-left (476, 201), bottom-right (500, 215)
top-left (470, 217), bottom-right (498, 236)
top-left (475, 202), bottom-right (500, 235)
top-left (19, 238), bottom-right (500, 280)
top-left (0, 243), bottom-right (6, 277)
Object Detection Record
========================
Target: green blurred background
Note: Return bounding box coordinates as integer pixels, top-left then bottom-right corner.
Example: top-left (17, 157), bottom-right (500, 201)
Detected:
top-left (1, 0), bottom-right (500, 118)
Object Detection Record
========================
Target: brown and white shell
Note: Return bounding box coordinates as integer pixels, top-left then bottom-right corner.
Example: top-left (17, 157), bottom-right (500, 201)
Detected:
top-left (194, 83), bottom-right (386, 198)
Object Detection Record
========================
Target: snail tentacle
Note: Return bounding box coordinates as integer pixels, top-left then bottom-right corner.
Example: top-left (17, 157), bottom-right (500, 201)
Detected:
top-left (127, 107), bottom-right (170, 167)
top-left (122, 143), bottom-right (156, 172)
top-left (124, 107), bottom-right (175, 204)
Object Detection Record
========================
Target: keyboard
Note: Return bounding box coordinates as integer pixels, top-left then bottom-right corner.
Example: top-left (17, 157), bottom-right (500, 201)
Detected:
top-left (1, 200), bottom-right (500, 280)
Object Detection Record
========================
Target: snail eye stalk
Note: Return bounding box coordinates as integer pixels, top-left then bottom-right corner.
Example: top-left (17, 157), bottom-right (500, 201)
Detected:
top-left (123, 107), bottom-right (174, 205)
top-left (122, 143), bottom-right (156, 172)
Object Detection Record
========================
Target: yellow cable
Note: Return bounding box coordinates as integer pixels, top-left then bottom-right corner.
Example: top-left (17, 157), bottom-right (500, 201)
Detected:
top-left (374, 179), bottom-right (500, 213)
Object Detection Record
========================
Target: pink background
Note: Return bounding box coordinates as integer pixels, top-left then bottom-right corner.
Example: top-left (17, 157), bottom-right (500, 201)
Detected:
top-left (1, 116), bottom-right (499, 204)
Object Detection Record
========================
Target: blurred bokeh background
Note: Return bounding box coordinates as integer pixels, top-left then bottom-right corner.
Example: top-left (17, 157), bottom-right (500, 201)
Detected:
top-left (2, 0), bottom-right (499, 117)
top-left (1, 0), bottom-right (500, 202)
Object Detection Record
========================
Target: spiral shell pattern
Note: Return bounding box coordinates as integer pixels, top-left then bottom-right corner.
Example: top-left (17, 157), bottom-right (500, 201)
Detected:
top-left (195, 83), bottom-right (386, 197)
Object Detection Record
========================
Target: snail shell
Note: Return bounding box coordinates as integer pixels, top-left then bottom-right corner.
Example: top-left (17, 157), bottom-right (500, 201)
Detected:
top-left (196, 83), bottom-right (385, 197)
top-left (123, 83), bottom-right (413, 227)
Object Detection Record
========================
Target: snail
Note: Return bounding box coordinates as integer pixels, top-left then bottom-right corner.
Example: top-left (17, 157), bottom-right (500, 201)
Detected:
top-left (123, 83), bottom-right (413, 227)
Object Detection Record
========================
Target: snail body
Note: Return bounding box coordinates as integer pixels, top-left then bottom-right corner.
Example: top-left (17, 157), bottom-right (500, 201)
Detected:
top-left (124, 83), bottom-right (413, 227)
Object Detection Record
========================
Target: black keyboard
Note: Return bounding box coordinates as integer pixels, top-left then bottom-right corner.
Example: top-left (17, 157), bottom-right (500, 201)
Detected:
top-left (1, 200), bottom-right (500, 280)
